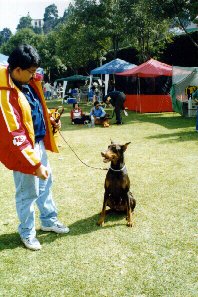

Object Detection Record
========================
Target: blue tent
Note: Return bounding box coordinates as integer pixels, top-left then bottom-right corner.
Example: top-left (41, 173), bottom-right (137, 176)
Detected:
top-left (0, 53), bottom-right (8, 65)
top-left (90, 58), bottom-right (136, 74)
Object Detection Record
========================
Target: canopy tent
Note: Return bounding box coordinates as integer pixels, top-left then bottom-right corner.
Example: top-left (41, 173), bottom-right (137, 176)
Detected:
top-left (117, 58), bottom-right (172, 77)
top-left (54, 75), bottom-right (91, 98)
top-left (170, 66), bottom-right (198, 117)
top-left (54, 75), bottom-right (90, 82)
top-left (90, 58), bottom-right (136, 75)
top-left (90, 58), bottom-right (137, 95)
top-left (116, 58), bottom-right (173, 113)
top-left (0, 53), bottom-right (8, 65)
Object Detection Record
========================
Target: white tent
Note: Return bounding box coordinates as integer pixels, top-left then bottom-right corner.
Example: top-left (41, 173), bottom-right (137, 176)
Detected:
top-left (171, 66), bottom-right (198, 116)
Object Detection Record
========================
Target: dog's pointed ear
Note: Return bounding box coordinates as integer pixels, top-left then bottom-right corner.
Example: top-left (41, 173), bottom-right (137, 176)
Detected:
top-left (122, 142), bottom-right (131, 151)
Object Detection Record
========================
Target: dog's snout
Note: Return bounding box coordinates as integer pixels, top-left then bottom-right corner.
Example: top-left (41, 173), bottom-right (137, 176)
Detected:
top-left (101, 152), bottom-right (106, 157)
top-left (101, 150), bottom-right (111, 163)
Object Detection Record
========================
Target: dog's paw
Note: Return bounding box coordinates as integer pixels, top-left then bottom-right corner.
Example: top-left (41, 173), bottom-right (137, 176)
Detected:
top-left (97, 220), bottom-right (104, 227)
top-left (127, 221), bottom-right (133, 227)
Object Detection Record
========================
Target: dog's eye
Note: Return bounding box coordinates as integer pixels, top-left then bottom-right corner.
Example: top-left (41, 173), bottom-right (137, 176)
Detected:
top-left (111, 146), bottom-right (117, 152)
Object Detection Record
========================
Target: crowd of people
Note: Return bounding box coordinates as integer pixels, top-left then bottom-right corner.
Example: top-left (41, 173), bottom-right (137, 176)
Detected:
top-left (70, 101), bottom-right (109, 127)
top-left (42, 74), bottom-right (127, 128)
top-left (70, 93), bottom-right (126, 128)
top-left (43, 82), bottom-right (63, 100)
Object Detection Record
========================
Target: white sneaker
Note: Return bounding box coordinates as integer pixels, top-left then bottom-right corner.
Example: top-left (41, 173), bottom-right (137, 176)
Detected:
top-left (41, 221), bottom-right (70, 234)
top-left (21, 237), bottom-right (41, 251)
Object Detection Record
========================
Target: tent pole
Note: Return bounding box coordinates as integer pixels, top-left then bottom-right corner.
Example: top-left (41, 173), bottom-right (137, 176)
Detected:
top-left (138, 76), bottom-right (141, 113)
top-left (135, 76), bottom-right (138, 113)
top-left (113, 73), bottom-right (115, 90)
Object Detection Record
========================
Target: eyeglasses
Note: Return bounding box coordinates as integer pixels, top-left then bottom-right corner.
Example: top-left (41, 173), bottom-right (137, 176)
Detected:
top-left (26, 70), bottom-right (36, 75)
top-left (25, 69), bottom-right (36, 75)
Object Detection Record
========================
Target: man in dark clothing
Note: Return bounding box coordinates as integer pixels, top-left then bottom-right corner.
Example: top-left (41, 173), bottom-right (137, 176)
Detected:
top-left (103, 91), bottom-right (126, 124)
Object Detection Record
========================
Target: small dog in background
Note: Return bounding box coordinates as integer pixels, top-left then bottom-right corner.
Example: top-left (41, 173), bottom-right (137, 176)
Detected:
top-left (97, 141), bottom-right (136, 227)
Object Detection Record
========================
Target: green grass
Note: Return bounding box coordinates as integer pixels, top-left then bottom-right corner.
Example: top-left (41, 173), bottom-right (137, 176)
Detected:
top-left (0, 100), bottom-right (197, 297)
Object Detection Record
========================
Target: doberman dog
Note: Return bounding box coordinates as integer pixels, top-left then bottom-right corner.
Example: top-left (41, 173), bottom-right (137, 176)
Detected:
top-left (97, 141), bottom-right (136, 227)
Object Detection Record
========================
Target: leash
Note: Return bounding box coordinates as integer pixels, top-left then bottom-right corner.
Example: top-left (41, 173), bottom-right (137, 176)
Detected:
top-left (52, 106), bottom-right (124, 171)
top-left (59, 131), bottom-right (108, 171)
top-left (51, 106), bottom-right (107, 171)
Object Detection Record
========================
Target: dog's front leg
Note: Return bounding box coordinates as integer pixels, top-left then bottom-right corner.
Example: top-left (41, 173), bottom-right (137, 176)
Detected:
top-left (97, 192), bottom-right (108, 227)
top-left (126, 192), bottom-right (133, 227)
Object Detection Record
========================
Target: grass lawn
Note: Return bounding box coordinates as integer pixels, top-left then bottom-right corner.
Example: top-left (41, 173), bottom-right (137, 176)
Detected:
top-left (0, 100), bottom-right (197, 297)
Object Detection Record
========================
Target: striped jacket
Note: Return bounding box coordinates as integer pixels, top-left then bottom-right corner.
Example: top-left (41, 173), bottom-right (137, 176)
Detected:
top-left (0, 66), bottom-right (58, 174)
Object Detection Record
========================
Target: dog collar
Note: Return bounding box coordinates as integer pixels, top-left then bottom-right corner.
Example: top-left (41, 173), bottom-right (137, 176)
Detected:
top-left (109, 165), bottom-right (126, 172)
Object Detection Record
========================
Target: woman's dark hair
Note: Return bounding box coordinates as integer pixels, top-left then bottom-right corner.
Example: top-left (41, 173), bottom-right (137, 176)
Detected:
top-left (73, 102), bottom-right (79, 108)
top-left (8, 44), bottom-right (41, 71)
top-left (94, 101), bottom-right (100, 106)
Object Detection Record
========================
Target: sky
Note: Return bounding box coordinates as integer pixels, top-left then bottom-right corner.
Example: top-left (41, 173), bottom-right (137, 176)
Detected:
top-left (0, 0), bottom-right (72, 33)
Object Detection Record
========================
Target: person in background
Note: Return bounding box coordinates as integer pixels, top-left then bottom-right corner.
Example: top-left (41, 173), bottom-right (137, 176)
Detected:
top-left (88, 87), bottom-right (95, 103)
top-left (108, 80), bottom-right (115, 92)
top-left (192, 88), bottom-right (198, 132)
top-left (71, 87), bottom-right (78, 97)
top-left (44, 81), bottom-right (52, 100)
top-left (0, 44), bottom-right (70, 251)
top-left (103, 90), bottom-right (126, 125)
top-left (90, 101), bottom-right (109, 127)
top-left (57, 84), bottom-right (64, 98)
top-left (70, 103), bottom-right (90, 124)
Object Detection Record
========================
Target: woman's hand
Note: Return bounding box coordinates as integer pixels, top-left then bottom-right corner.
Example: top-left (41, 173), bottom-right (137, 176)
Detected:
top-left (50, 116), bottom-right (61, 130)
top-left (35, 165), bottom-right (48, 180)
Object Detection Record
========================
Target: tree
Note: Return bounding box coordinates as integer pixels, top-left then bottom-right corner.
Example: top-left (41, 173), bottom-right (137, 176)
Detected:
top-left (55, 0), bottom-right (127, 68)
top-left (0, 28), bottom-right (43, 55)
top-left (16, 14), bottom-right (33, 31)
top-left (149, 0), bottom-right (198, 48)
top-left (0, 28), bottom-right (12, 46)
top-left (120, 0), bottom-right (172, 62)
top-left (1, 0), bottom-right (195, 77)
top-left (68, 0), bottom-right (172, 63)
top-left (33, 26), bottom-right (43, 35)
top-left (38, 31), bottom-right (66, 80)
top-left (72, 0), bottom-right (128, 59)
top-left (43, 4), bottom-right (59, 34)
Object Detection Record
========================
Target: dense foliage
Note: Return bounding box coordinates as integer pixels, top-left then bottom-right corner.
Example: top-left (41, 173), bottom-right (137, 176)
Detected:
top-left (0, 0), bottom-right (197, 78)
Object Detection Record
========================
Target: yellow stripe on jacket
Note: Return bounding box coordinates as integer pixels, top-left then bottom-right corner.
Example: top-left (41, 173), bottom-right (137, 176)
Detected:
top-left (22, 145), bottom-right (40, 166)
top-left (0, 89), bottom-right (19, 132)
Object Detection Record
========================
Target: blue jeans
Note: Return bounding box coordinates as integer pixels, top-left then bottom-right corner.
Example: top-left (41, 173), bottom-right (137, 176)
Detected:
top-left (45, 91), bottom-right (51, 99)
top-left (13, 141), bottom-right (58, 240)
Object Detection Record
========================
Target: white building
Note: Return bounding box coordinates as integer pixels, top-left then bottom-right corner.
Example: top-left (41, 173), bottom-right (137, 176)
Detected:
top-left (31, 19), bottom-right (44, 29)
